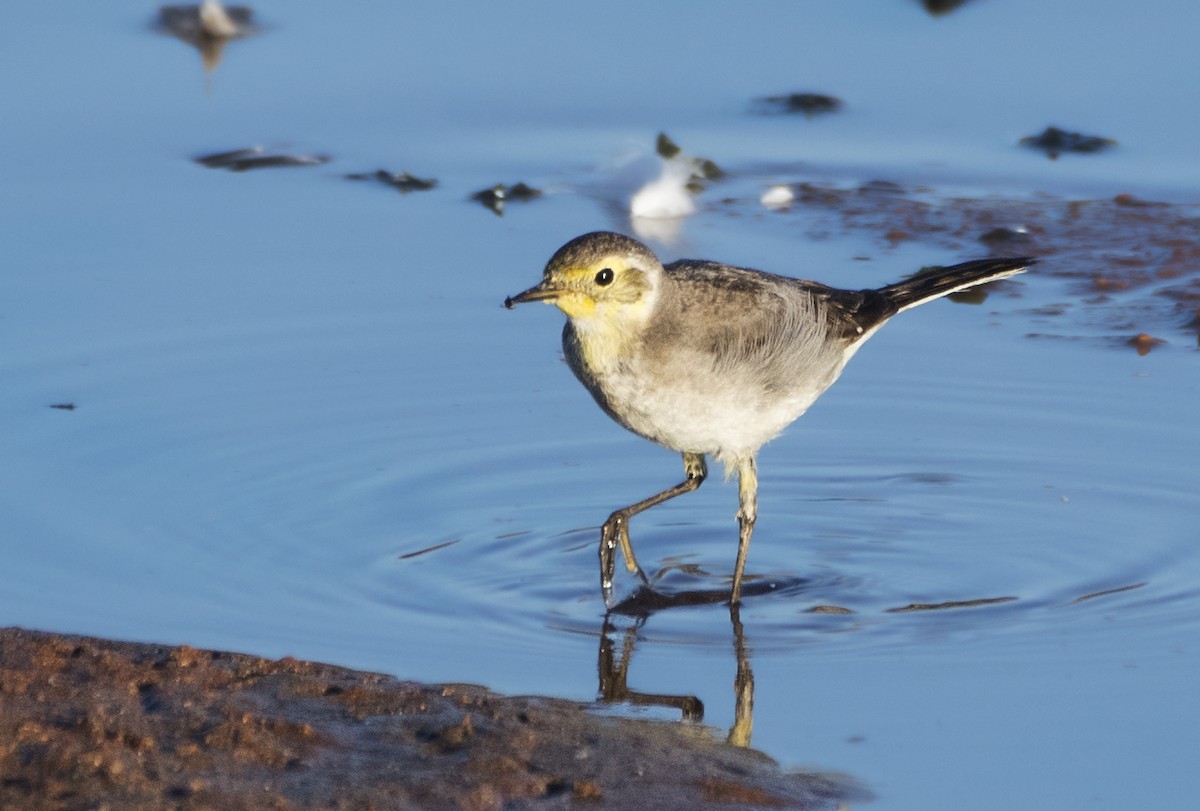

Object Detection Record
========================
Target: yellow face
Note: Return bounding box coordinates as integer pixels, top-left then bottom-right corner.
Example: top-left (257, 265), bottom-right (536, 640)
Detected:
top-left (506, 232), bottom-right (665, 369)
top-left (507, 254), bottom-right (654, 326)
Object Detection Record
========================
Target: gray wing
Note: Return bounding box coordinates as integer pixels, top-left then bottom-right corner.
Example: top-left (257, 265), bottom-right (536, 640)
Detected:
top-left (651, 261), bottom-right (851, 394)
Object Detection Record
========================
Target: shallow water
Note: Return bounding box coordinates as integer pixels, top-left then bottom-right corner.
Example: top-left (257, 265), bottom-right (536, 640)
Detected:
top-left (3, 2), bottom-right (1199, 808)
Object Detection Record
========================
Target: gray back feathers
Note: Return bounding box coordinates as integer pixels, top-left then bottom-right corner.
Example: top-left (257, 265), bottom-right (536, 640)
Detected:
top-left (653, 261), bottom-right (841, 395)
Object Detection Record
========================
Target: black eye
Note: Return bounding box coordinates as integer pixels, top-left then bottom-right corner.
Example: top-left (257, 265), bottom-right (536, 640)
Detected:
top-left (595, 267), bottom-right (614, 286)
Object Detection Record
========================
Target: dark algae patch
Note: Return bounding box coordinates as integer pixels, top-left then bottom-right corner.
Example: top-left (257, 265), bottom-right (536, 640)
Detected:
top-left (1020, 126), bottom-right (1118, 159)
top-left (195, 147), bottom-right (332, 172)
top-left (472, 182), bottom-right (543, 215)
top-left (755, 92), bottom-right (844, 117)
top-left (346, 170), bottom-right (438, 193)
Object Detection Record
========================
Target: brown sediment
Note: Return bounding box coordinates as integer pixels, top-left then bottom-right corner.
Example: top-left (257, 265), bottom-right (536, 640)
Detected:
top-left (769, 182), bottom-right (1200, 347)
top-left (0, 627), bottom-right (860, 810)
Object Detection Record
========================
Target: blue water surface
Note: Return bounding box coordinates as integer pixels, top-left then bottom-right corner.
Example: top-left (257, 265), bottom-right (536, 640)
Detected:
top-left (2, 2), bottom-right (1198, 809)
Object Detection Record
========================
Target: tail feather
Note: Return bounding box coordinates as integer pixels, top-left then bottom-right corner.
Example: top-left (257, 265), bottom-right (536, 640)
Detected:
top-left (880, 257), bottom-right (1034, 313)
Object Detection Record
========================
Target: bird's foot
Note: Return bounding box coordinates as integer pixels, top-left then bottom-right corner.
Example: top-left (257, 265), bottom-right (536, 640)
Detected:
top-left (600, 513), bottom-right (648, 606)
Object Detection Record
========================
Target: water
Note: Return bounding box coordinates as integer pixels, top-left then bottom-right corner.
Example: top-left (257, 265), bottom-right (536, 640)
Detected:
top-left (2, 2), bottom-right (1198, 808)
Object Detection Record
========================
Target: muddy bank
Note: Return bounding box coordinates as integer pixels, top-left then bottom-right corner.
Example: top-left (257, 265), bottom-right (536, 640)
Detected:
top-left (0, 627), bottom-right (860, 810)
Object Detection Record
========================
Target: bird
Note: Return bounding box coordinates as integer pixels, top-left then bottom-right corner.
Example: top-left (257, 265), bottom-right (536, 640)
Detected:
top-left (505, 232), bottom-right (1032, 605)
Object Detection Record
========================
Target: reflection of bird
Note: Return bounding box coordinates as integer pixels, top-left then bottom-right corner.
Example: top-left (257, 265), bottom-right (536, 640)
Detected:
top-left (506, 232), bottom-right (1032, 604)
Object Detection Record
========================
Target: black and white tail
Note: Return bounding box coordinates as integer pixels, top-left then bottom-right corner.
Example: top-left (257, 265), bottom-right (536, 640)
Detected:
top-left (881, 257), bottom-right (1034, 313)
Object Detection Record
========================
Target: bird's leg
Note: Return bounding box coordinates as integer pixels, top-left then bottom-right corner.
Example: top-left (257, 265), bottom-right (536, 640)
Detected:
top-left (730, 457), bottom-right (758, 604)
top-left (600, 453), bottom-right (707, 595)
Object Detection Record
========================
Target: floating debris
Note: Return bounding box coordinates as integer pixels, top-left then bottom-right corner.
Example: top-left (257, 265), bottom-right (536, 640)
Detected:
top-left (658, 133), bottom-right (724, 185)
top-left (398, 539), bottom-right (460, 560)
top-left (194, 146), bottom-right (261, 167)
top-left (1020, 126), bottom-right (1117, 159)
top-left (805, 604), bottom-right (854, 615)
top-left (195, 146), bottom-right (331, 172)
top-left (922, 0), bottom-right (971, 16)
top-left (655, 132), bottom-right (683, 160)
top-left (793, 182), bottom-right (848, 207)
top-left (1072, 582), bottom-right (1146, 603)
top-left (1112, 193), bottom-right (1166, 208)
top-left (858, 179), bottom-right (905, 196)
top-left (346, 170), bottom-right (437, 193)
top-left (156, 1), bottom-right (258, 84)
top-left (472, 182), bottom-right (542, 216)
top-left (219, 154), bottom-right (329, 171)
top-left (158, 0), bottom-right (256, 41)
top-left (1129, 333), bottom-right (1165, 355)
top-left (756, 92), bottom-right (843, 117)
top-left (885, 596), bottom-right (1017, 613)
top-left (692, 158), bottom-right (724, 183)
top-left (48, 403), bottom-right (77, 411)
top-left (505, 182), bottom-right (542, 201)
top-left (637, 131), bottom-right (725, 217)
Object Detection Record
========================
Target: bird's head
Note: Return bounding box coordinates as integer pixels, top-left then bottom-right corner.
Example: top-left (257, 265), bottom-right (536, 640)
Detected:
top-left (505, 232), bottom-right (663, 331)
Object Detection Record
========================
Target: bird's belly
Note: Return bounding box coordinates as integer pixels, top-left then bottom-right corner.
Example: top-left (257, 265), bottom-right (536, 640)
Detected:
top-left (599, 366), bottom-right (824, 458)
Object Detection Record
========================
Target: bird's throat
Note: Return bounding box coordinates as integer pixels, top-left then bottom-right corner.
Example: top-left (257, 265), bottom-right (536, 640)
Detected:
top-left (552, 292), bottom-right (597, 319)
top-left (571, 312), bottom-right (644, 377)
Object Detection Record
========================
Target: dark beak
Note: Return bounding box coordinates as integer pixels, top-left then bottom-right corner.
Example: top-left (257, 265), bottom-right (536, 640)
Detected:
top-left (504, 280), bottom-right (560, 310)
